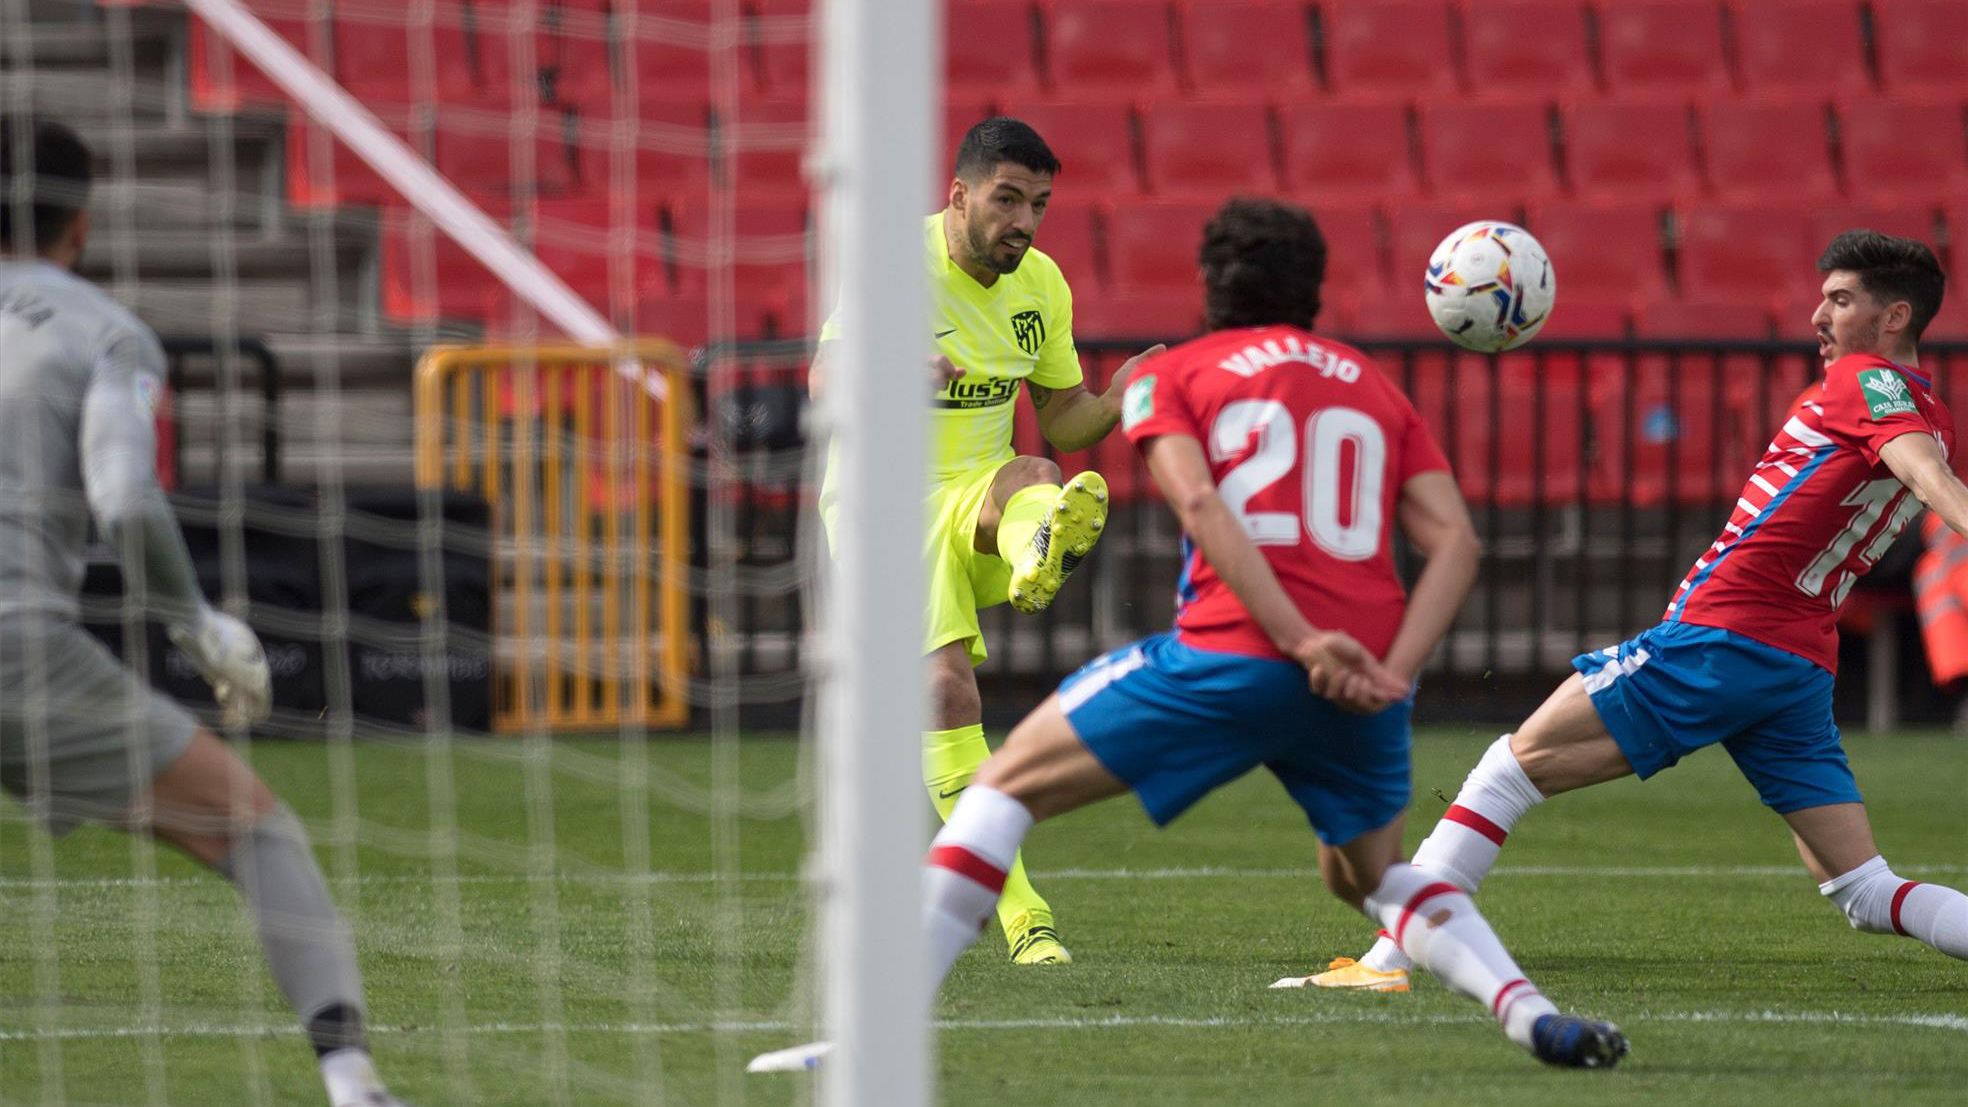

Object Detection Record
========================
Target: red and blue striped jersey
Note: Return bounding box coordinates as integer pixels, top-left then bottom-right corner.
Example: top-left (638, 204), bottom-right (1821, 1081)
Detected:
top-left (1666, 354), bottom-right (1954, 672)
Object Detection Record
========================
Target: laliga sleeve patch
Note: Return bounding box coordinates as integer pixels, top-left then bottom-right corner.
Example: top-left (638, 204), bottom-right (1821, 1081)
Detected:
top-left (1122, 374), bottom-right (1157, 432)
top-left (132, 373), bottom-right (162, 415)
top-left (1859, 367), bottom-right (1917, 420)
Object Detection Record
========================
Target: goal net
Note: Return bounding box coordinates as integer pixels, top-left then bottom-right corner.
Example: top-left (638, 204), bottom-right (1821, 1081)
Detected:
top-left (0, 0), bottom-right (930, 1103)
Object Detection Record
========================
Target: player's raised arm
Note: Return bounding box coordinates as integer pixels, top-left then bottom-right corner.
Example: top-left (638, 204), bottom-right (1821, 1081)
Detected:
top-left (81, 335), bottom-right (270, 725)
top-left (1029, 342), bottom-right (1164, 453)
top-left (1381, 471), bottom-right (1483, 686)
top-left (1140, 431), bottom-right (1407, 712)
top-left (1880, 432), bottom-right (1968, 537)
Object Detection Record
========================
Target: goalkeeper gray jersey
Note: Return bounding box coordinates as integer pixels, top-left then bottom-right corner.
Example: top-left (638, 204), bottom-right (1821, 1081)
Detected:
top-left (0, 260), bottom-right (171, 619)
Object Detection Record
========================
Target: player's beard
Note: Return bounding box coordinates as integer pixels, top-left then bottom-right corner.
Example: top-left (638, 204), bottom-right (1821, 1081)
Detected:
top-left (1826, 318), bottom-right (1882, 364)
top-left (965, 215), bottom-right (1028, 276)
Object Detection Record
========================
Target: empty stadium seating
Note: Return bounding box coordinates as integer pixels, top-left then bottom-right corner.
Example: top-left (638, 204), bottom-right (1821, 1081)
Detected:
top-left (1460, 0), bottom-right (1596, 99)
top-left (1699, 101), bottom-right (1840, 203)
top-left (1043, 1), bottom-right (1180, 99)
top-left (1139, 100), bottom-right (1278, 197)
top-left (1321, 0), bottom-right (1458, 99)
top-left (1178, 1), bottom-right (1315, 97)
top-left (1731, 0), bottom-right (1871, 98)
top-left (170, 0), bottom-right (1968, 362)
top-left (1598, 0), bottom-right (1731, 98)
top-left (1874, 0), bottom-right (1968, 96)
top-left (1561, 100), bottom-right (1700, 205)
top-left (1279, 101), bottom-right (1419, 205)
top-left (1837, 99), bottom-right (1968, 206)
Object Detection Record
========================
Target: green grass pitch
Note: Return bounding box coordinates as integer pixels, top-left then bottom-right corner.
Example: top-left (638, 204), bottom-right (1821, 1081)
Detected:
top-left (4, 727), bottom-right (1967, 1105)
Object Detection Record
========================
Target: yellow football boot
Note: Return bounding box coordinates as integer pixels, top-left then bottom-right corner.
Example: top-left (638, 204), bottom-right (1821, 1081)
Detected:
top-left (1271, 956), bottom-right (1411, 992)
top-left (1008, 472), bottom-right (1108, 615)
top-left (1006, 909), bottom-right (1073, 965)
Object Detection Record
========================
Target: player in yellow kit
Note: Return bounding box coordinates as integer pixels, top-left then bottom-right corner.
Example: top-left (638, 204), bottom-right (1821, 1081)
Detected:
top-left (815, 118), bottom-right (1161, 963)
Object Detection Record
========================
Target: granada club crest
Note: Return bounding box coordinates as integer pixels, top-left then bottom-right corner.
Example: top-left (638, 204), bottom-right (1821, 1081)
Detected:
top-left (1011, 310), bottom-right (1045, 355)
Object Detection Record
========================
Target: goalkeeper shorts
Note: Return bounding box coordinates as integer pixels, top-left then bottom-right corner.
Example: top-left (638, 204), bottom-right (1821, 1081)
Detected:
top-left (0, 614), bottom-right (199, 834)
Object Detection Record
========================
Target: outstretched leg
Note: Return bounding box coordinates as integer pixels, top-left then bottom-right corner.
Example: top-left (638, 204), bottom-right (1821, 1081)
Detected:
top-left (136, 730), bottom-right (406, 1107)
top-left (1791, 803), bottom-right (1968, 958)
top-left (1327, 675), bottom-right (1630, 983)
top-left (1325, 817), bottom-right (1628, 1068)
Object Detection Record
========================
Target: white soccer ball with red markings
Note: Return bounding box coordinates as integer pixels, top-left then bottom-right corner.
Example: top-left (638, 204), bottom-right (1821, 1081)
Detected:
top-left (1423, 221), bottom-right (1556, 353)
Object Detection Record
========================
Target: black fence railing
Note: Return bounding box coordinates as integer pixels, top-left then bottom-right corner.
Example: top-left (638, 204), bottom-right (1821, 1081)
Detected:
top-left (703, 338), bottom-right (1968, 726)
top-left (161, 336), bottom-right (283, 486)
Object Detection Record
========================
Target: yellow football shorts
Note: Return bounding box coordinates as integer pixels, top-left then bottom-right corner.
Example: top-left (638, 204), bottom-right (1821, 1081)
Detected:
top-left (821, 458), bottom-right (1012, 666)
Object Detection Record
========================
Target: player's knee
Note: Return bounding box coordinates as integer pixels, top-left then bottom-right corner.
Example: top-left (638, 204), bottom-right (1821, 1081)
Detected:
top-left (1003, 455), bottom-right (1061, 489)
top-left (1821, 855), bottom-right (1903, 935)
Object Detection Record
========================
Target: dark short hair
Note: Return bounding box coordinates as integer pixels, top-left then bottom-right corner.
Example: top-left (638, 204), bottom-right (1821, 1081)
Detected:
top-left (0, 118), bottom-right (91, 253)
top-left (1200, 197), bottom-right (1326, 331)
top-left (953, 117), bottom-right (1061, 182)
top-left (1817, 229), bottom-right (1947, 341)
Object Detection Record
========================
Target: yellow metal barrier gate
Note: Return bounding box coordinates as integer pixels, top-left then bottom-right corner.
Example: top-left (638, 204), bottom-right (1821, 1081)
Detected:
top-left (415, 343), bottom-right (690, 732)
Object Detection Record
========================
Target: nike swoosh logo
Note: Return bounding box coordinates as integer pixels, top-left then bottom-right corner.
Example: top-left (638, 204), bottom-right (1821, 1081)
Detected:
top-left (936, 786), bottom-right (967, 799)
top-left (934, 328), bottom-right (957, 339)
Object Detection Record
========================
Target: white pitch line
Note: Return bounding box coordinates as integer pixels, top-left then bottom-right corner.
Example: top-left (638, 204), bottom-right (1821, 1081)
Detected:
top-left (5, 863), bottom-right (1968, 891)
top-left (3, 1009), bottom-right (1966, 1043)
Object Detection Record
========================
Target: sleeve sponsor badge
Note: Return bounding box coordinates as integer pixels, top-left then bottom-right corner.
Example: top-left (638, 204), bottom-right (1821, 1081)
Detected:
top-left (1859, 367), bottom-right (1917, 420)
top-left (1122, 374), bottom-right (1156, 431)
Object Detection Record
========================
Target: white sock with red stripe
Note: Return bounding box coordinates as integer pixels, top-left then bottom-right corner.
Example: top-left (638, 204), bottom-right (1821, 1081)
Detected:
top-left (1364, 862), bottom-right (1557, 1050)
top-left (1360, 735), bottom-right (1545, 973)
top-left (1820, 854), bottom-right (1968, 958)
top-left (924, 785), bottom-right (1034, 987)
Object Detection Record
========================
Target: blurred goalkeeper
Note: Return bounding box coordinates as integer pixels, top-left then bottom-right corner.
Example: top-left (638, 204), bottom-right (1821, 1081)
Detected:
top-left (814, 117), bottom-right (1160, 965)
top-left (0, 120), bottom-right (409, 1107)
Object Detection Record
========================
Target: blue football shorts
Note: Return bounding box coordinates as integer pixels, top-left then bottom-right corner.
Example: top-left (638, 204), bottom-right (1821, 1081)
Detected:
top-left (1573, 620), bottom-right (1859, 814)
top-left (1058, 632), bottom-right (1412, 846)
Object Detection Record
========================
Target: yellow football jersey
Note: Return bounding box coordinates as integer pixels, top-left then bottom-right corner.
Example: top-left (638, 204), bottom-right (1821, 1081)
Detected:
top-left (820, 211), bottom-right (1083, 485)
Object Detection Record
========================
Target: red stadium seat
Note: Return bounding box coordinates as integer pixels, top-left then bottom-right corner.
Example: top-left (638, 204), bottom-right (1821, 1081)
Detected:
top-left (1034, 203), bottom-right (1102, 289)
top-left (381, 204), bottom-right (511, 322)
top-left (285, 108), bottom-right (412, 208)
top-left (1926, 286), bottom-right (1968, 342)
top-left (1139, 100), bottom-right (1278, 197)
top-left (717, 99), bottom-right (810, 203)
top-left (1806, 206), bottom-right (1940, 256)
top-left (1107, 199), bottom-right (1219, 290)
top-left (996, 101), bottom-right (1140, 195)
top-left (1071, 288), bottom-right (1206, 341)
top-left (662, 201), bottom-right (812, 309)
top-left (565, 102), bottom-right (713, 203)
top-left (433, 125), bottom-right (579, 199)
top-left (1300, 201), bottom-right (1386, 312)
top-left (1837, 100), bottom-right (1968, 207)
top-left (1700, 101), bottom-right (1839, 203)
top-left (1459, 352), bottom-right (1585, 505)
top-left (1874, 0), bottom-right (1968, 96)
top-left (1322, 0), bottom-right (1458, 99)
top-left (1730, 0), bottom-right (1871, 98)
top-left (946, 1), bottom-right (1041, 97)
top-left (1043, 1), bottom-right (1180, 99)
top-left (188, 14), bottom-right (318, 111)
top-left (1279, 101), bottom-right (1420, 205)
top-left (1562, 100), bottom-right (1700, 205)
top-left (632, 20), bottom-right (717, 110)
top-left (1599, 0), bottom-right (1731, 98)
top-left (1418, 101), bottom-right (1560, 203)
top-left (1588, 353), bottom-right (1730, 506)
top-left (1632, 296), bottom-right (1774, 339)
top-left (1675, 205), bottom-right (1815, 307)
top-left (1460, 0), bottom-right (1596, 99)
top-left (1178, 1), bottom-right (1316, 97)
top-left (1536, 302), bottom-right (1630, 338)
top-left (1525, 202), bottom-right (1667, 306)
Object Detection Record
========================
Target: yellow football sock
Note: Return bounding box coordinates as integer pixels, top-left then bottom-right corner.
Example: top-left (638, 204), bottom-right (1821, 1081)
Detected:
top-left (923, 724), bottom-right (1053, 946)
top-left (994, 483), bottom-right (1060, 565)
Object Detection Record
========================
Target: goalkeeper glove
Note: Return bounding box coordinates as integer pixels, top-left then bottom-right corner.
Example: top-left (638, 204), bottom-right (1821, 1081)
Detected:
top-left (167, 607), bottom-right (273, 728)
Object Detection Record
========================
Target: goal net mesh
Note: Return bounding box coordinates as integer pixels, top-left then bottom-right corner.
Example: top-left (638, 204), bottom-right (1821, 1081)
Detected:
top-left (0, 0), bottom-right (826, 1102)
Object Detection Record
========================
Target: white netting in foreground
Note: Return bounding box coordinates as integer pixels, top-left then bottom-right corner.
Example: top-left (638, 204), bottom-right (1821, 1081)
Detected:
top-left (0, 0), bottom-right (830, 1103)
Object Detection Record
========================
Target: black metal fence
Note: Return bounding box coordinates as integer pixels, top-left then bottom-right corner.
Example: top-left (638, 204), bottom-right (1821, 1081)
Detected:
top-left (702, 337), bottom-right (1968, 725)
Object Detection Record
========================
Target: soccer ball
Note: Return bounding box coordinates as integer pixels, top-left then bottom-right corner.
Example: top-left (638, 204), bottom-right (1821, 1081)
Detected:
top-left (1423, 221), bottom-right (1556, 353)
